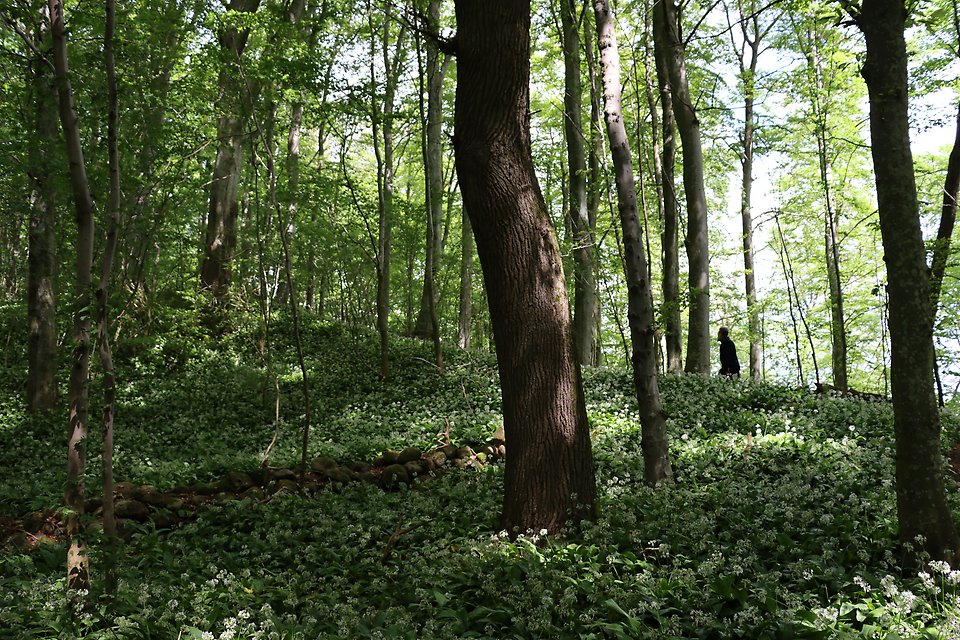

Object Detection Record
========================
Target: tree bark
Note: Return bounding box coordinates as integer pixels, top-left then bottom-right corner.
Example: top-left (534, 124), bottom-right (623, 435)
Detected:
top-left (453, 0), bottom-right (596, 534)
top-left (653, 0), bottom-right (711, 374)
top-left (726, 2), bottom-right (774, 382)
top-left (856, 0), bottom-right (959, 565)
top-left (49, 0), bottom-right (94, 593)
top-left (369, 1), bottom-right (405, 379)
top-left (99, 0), bottom-right (120, 595)
top-left (26, 10), bottom-right (58, 412)
top-left (457, 210), bottom-right (474, 350)
top-left (199, 0), bottom-right (261, 301)
top-left (560, 0), bottom-right (598, 367)
top-left (930, 105), bottom-right (960, 317)
top-left (594, 0), bottom-right (672, 484)
top-left (649, 1), bottom-right (682, 373)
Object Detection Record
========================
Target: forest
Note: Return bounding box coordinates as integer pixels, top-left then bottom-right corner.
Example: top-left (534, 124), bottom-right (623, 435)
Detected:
top-left (3, 0), bottom-right (960, 637)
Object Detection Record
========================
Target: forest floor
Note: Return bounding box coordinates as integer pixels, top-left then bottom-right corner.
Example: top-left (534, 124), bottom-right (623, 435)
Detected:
top-left (3, 306), bottom-right (960, 638)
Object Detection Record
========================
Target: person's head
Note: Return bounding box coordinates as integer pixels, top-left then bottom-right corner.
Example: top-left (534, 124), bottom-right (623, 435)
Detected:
top-left (717, 326), bottom-right (729, 341)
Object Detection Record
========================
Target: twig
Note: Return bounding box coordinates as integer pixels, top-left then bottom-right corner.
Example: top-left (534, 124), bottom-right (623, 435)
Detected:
top-left (382, 519), bottom-right (430, 564)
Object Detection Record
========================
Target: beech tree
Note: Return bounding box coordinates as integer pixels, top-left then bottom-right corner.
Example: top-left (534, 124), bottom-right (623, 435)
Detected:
top-left (594, 0), bottom-right (672, 484)
top-left (26, 6), bottom-right (58, 412)
top-left (453, 0), bottom-right (596, 534)
top-left (199, 0), bottom-right (261, 301)
top-left (849, 0), bottom-right (959, 565)
top-left (653, 0), bottom-right (711, 374)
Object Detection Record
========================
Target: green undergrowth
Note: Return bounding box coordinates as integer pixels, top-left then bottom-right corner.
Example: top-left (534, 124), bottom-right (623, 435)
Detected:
top-left (3, 303), bottom-right (960, 638)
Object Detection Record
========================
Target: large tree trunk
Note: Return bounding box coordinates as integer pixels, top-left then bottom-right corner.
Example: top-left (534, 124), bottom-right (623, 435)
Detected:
top-left (49, 0), bottom-right (95, 593)
top-left (453, 0), bottom-right (596, 534)
top-left (856, 0), bottom-right (959, 565)
top-left (594, 0), bottom-right (672, 484)
top-left (199, 0), bottom-right (260, 300)
top-left (26, 11), bottom-right (58, 412)
top-left (653, 0), bottom-right (710, 374)
top-left (560, 0), bottom-right (598, 367)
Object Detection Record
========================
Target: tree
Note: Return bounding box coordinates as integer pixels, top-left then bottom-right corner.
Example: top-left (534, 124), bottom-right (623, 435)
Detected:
top-left (560, 0), bottom-right (599, 366)
top-left (653, 0), bottom-right (711, 374)
top-left (368, 0), bottom-right (406, 378)
top-left (593, 0), bottom-right (672, 483)
top-left (199, 0), bottom-right (261, 302)
top-left (453, 0), bottom-right (596, 534)
top-left (26, 6), bottom-right (58, 412)
top-left (724, 0), bottom-right (778, 382)
top-left (849, 0), bottom-right (959, 565)
top-left (48, 0), bottom-right (95, 593)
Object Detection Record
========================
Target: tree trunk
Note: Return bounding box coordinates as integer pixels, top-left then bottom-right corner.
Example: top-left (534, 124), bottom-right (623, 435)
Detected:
top-left (26, 11), bottom-right (58, 412)
top-left (653, 0), bottom-right (710, 374)
top-left (727, 4), bottom-right (773, 382)
top-left (560, 0), bottom-right (598, 367)
top-left (856, 0), bottom-right (959, 565)
top-left (453, 0), bottom-right (596, 534)
top-left (369, 2), bottom-right (405, 379)
top-left (199, 0), bottom-right (261, 300)
top-left (457, 210), bottom-right (474, 350)
top-left (49, 0), bottom-right (94, 593)
top-left (99, 0), bottom-right (120, 595)
top-left (594, 0), bottom-right (672, 484)
top-left (649, 2), bottom-right (682, 373)
top-left (413, 2), bottom-right (449, 344)
top-left (930, 105), bottom-right (960, 317)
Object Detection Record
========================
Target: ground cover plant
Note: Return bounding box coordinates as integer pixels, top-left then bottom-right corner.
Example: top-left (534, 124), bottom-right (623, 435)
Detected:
top-left (3, 305), bottom-right (960, 638)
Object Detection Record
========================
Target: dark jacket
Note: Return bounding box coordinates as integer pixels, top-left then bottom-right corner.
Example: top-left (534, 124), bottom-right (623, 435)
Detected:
top-left (719, 336), bottom-right (741, 376)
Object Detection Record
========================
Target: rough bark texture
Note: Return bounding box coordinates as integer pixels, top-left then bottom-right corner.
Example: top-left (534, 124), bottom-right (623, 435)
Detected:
top-left (594, 0), bottom-right (672, 484)
top-left (654, 0), bottom-right (710, 373)
top-left (454, 0), bottom-right (596, 534)
top-left (27, 11), bottom-right (58, 412)
top-left (561, 0), bottom-right (598, 367)
top-left (857, 0), bottom-right (959, 565)
top-left (200, 0), bottom-right (261, 299)
top-left (49, 0), bottom-right (94, 592)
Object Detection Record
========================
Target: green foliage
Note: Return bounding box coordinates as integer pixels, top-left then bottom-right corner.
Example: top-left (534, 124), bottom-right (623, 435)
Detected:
top-left (3, 318), bottom-right (960, 638)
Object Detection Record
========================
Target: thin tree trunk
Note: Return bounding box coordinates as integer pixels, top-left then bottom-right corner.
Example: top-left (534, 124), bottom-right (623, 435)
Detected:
top-left (27, 10), bottom-right (58, 412)
top-left (584, 6), bottom-right (605, 365)
top-left (369, 2), bottom-right (405, 379)
top-left (457, 210), bottom-right (474, 350)
top-left (560, 0), bottom-right (598, 367)
top-left (726, 3), bottom-right (774, 382)
top-left (855, 0), bottom-right (959, 566)
top-left (775, 218), bottom-right (805, 384)
top-left (453, 0), bottom-right (596, 535)
top-left (99, 0), bottom-right (120, 595)
top-left (594, 0), bottom-right (672, 484)
top-left (49, 0), bottom-right (94, 594)
top-left (654, 0), bottom-right (710, 373)
top-left (650, 0), bottom-right (683, 373)
top-left (800, 25), bottom-right (848, 390)
top-left (930, 105), bottom-right (960, 317)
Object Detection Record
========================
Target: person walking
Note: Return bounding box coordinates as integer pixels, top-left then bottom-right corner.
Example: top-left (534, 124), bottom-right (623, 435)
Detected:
top-left (717, 326), bottom-right (741, 378)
